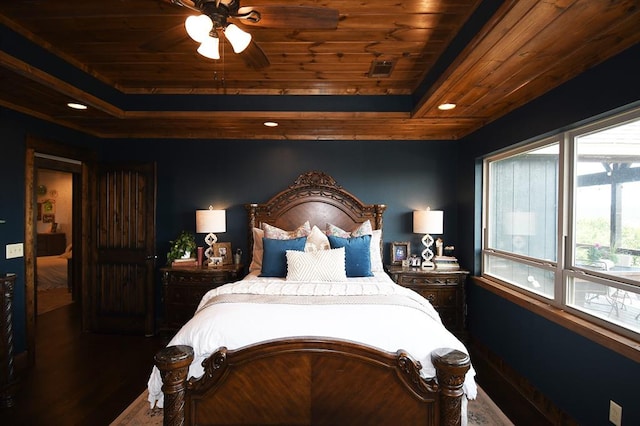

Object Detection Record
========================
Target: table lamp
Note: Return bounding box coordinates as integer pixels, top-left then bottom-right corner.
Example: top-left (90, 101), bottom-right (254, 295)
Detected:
top-left (196, 206), bottom-right (226, 266)
top-left (413, 208), bottom-right (443, 269)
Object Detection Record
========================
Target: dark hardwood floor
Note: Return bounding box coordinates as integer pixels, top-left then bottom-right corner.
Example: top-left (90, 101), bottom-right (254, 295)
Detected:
top-left (1, 301), bottom-right (553, 425)
top-left (469, 345), bottom-right (554, 426)
top-left (2, 301), bottom-right (164, 425)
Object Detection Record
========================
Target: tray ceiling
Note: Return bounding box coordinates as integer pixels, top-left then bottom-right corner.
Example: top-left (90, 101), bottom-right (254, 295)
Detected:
top-left (0, 0), bottom-right (638, 140)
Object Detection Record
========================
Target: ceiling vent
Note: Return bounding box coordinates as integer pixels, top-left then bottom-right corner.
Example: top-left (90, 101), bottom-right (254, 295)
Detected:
top-left (368, 60), bottom-right (395, 78)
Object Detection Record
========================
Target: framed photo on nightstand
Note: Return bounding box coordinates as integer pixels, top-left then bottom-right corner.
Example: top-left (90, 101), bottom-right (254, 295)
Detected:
top-left (390, 241), bottom-right (410, 265)
top-left (213, 242), bottom-right (232, 264)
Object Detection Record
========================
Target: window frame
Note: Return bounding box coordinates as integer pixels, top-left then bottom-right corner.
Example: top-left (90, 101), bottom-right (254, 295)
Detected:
top-left (482, 105), bottom-right (640, 341)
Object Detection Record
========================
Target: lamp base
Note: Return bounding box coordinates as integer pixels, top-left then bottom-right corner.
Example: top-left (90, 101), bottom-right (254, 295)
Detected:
top-left (421, 260), bottom-right (435, 270)
top-left (420, 233), bottom-right (435, 268)
top-left (203, 232), bottom-right (218, 267)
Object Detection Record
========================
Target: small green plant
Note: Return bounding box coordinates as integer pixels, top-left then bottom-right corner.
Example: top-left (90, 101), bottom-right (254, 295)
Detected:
top-left (587, 243), bottom-right (602, 262)
top-left (166, 231), bottom-right (196, 265)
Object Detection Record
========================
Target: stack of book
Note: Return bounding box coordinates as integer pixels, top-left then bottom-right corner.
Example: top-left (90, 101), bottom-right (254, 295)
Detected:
top-left (171, 258), bottom-right (198, 268)
top-left (434, 256), bottom-right (460, 271)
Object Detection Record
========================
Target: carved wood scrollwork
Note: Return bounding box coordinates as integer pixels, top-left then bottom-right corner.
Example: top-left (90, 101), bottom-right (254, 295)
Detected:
top-left (291, 171), bottom-right (340, 188)
top-left (245, 171), bottom-right (386, 264)
top-left (188, 347), bottom-right (228, 392)
top-left (396, 350), bottom-right (439, 396)
top-left (1, 276), bottom-right (16, 408)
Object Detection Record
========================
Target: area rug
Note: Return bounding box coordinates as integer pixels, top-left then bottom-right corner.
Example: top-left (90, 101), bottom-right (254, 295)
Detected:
top-left (111, 385), bottom-right (513, 425)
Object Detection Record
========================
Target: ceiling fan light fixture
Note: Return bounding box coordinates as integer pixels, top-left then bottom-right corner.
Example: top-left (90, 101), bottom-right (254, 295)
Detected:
top-left (197, 35), bottom-right (220, 59)
top-left (225, 23), bottom-right (252, 53)
top-left (185, 15), bottom-right (213, 43)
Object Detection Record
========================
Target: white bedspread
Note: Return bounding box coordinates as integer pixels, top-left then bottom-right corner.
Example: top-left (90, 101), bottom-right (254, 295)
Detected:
top-left (147, 271), bottom-right (477, 408)
top-left (36, 255), bottom-right (68, 290)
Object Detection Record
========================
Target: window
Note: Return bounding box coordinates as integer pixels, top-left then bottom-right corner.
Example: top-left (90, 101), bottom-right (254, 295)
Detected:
top-left (483, 107), bottom-right (640, 338)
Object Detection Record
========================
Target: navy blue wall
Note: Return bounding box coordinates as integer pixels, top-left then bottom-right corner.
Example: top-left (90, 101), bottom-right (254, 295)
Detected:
top-left (458, 43), bottom-right (640, 426)
top-left (98, 138), bottom-right (461, 266)
top-left (0, 113), bottom-right (28, 352)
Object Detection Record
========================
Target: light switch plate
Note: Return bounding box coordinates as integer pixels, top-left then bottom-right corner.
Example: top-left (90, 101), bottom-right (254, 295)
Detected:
top-left (6, 243), bottom-right (24, 259)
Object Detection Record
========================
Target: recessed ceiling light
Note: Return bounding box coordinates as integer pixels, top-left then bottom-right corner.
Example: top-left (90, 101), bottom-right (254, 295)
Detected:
top-left (438, 103), bottom-right (456, 111)
top-left (67, 102), bottom-right (87, 110)
top-left (264, 121), bottom-right (278, 127)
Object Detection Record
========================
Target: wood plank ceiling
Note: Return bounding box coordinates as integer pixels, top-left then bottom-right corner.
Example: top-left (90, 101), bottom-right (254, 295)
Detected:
top-left (0, 0), bottom-right (638, 140)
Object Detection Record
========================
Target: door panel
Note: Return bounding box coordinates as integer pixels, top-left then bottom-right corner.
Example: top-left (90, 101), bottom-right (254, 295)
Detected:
top-left (89, 162), bottom-right (156, 335)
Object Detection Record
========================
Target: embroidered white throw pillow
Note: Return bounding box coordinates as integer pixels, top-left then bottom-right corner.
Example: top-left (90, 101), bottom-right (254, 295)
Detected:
top-left (286, 248), bottom-right (347, 282)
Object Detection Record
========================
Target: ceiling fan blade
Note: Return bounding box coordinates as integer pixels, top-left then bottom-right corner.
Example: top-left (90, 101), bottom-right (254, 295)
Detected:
top-left (236, 5), bottom-right (339, 29)
top-left (140, 23), bottom-right (189, 52)
top-left (238, 39), bottom-right (270, 70)
top-left (161, 0), bottom-right (200, 13)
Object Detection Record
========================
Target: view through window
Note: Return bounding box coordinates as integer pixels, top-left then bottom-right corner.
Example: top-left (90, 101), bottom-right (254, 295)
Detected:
top-left (484, 109), bottom-right (640, 337)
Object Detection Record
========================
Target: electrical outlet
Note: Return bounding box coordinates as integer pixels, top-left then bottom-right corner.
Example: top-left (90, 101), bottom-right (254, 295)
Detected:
top-left (6, 243), bottom-right (24, 259)
top-left (609, 400), bottom-right (622, 426)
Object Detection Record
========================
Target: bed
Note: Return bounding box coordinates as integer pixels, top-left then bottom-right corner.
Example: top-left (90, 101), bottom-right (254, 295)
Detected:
top-left (36, 245), bottom-right (72, 290)
top-left (148, 171), bottom-right (476, 425)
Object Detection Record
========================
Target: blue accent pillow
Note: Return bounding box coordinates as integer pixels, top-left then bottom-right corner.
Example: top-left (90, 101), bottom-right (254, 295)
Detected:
top-left (327, 234), bottom-right (373, 277)
top-left (260, 236), bottom-right (307, 277)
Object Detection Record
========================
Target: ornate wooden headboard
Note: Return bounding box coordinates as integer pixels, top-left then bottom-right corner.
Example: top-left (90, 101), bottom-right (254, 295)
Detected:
top-left (245, 171), bottom-right (386, 259)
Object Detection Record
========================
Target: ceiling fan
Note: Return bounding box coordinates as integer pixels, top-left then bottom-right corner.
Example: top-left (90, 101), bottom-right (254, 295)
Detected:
top-left (152, 0), bottom-right (340, 70)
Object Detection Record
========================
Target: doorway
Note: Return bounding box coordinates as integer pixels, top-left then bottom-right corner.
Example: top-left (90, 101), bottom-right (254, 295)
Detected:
top-left (24, 136), bottom-right (89, 366)
top-left (35, 168), bottom-right (74, 315)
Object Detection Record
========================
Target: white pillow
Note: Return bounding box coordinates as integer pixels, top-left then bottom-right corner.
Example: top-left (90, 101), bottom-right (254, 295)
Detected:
top-left (249, 227), bottom-right (264, 273)
top-left (369, 229), bottom-right (383, 272)
top-left (286, 248), bottom-right (347, 282)
top-left (305, 225), bottom-right (330, 252)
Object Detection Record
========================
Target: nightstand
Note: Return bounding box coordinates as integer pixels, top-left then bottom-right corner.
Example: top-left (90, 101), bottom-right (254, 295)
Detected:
top-left (385, 265), bottom-right (469, 338)
top-left (160, 264), bottom-right (244, 332)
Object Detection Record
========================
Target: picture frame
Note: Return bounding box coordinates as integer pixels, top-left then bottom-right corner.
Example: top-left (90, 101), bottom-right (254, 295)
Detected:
top-left (213, 242), bottom-right (232, 264)
top-left (390, 241), bottom-right (410, 265)
top-left (209, 256), bottom-right (223, 267)
top-left (42, 213), bottom-right (55, 224)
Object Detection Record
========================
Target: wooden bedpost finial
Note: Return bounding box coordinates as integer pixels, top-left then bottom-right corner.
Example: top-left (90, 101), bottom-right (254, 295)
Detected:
top-left (155, 345), bottom-right (194, 426)
top-left (431, 348), bottom-right (470, 426)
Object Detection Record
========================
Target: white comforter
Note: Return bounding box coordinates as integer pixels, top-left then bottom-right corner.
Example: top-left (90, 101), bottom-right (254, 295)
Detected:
top-left (147, 271), bottom-right (477, 408)
top-left (36, 255), bottom-right (68, 290)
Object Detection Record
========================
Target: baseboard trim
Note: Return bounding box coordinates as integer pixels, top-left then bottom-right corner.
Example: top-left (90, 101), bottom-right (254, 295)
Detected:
top-left (469, 335), bottom-right (578, 426)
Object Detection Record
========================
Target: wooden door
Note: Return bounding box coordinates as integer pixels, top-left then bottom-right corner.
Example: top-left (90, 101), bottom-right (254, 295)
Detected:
top-left (87, 162), bottom-right (156, 335)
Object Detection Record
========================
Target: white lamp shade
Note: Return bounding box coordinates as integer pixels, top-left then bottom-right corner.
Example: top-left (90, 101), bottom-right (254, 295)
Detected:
top-left (224, 23), bottom-right (252, 53)
top-left (197, 36), bottom-right (220, 59)
top-left (196, 209), bottom-right (226, 233)
top-left (413, 209), bottom-right (443, 234)
top-left (185, 15), bottom-right (213, 43)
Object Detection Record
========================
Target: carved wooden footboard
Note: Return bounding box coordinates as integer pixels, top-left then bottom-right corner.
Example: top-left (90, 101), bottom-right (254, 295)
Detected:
top-left (155, 338), bottom-right (470, 426)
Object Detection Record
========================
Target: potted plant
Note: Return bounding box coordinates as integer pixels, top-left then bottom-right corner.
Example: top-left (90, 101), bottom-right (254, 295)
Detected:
top-left (166, 231), bottom-right (196, 265)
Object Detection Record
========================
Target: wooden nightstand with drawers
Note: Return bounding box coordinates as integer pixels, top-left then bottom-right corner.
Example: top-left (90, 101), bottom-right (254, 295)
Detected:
top-left (160, 264), bottom-right (244, 333)
top-left (385, 265), bottom-right (469, 338)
